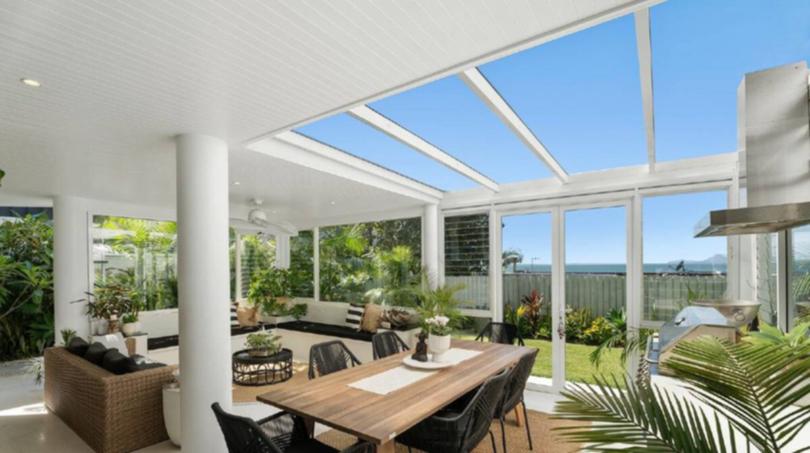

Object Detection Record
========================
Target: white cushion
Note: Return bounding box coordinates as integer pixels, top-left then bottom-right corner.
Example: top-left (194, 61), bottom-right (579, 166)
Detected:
top-left (345, 303), bottom-right (364, 330)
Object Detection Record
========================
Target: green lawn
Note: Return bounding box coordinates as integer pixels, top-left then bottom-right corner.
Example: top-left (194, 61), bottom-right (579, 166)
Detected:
top-left (456, 334), bottom-right (626, 386)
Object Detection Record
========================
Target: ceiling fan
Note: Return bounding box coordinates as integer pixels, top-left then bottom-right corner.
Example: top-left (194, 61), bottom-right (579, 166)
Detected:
top-left (229, 198), bottom-right (297, 236)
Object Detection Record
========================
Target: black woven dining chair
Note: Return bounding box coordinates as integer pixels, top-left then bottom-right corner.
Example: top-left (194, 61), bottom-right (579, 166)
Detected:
top-left (495, 349), bottom-right (538, 452)
top-left (371, 331), bottom-right (410, 360)
top-left (475, 321), bottom-right (525, 346)
top-left (397, 368), bottom-right (510, 453)
top-left (211, 403), bottom-right (374, 453)
top-left (308, 340), bottom-right (362, 379)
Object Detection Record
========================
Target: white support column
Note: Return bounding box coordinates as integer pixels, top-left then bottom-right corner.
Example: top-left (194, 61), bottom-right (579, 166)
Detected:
top-left (175, 134), bottom-right (231, 453)
top-left (422, 204), bottom-right (440, 289)
top-left (275, 234), bottom-right (291, 269)
top-left (53, 195), bottom-right (90, 340)
top-left (234, 231), bottom-right (242, 301)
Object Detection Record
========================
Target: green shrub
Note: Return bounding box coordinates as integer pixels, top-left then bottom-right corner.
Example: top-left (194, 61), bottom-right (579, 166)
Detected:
top-left (582, 316), bottom-right (619, 345)
top-left (564, 308), bottom-right (593, 342)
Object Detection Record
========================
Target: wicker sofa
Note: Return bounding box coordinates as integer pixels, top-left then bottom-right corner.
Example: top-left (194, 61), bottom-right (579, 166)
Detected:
top-left (44, 347), bottom-right (176, 453)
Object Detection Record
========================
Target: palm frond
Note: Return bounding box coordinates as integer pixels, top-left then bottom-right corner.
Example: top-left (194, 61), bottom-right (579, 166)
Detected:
top-left (553, 374), bottom-right (730, 452)
top-left (665, 336), bottom-right (810, 453)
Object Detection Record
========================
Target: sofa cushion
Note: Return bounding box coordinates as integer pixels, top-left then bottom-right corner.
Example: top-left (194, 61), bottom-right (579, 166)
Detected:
top-left (84, 342), bottom-right (108, 365)
top-left (345, 303), bottom-right (364, 330)
top-left (126, 354), bottom-right (166, 373)
top-left (67, 337), bottom-right (89, 356)
top-left (360, 303), bottom-right (383, 334)
top-left (102, 349), bottom-right (131, 375)
top-left (277, 320), bottom-right (373, 342)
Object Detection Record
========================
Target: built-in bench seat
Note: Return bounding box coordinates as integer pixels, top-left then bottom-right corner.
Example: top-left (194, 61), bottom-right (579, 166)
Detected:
top-left (148, 325), bottom-right (266, 350)
top-left (276, 320), bottom-right (374, 342)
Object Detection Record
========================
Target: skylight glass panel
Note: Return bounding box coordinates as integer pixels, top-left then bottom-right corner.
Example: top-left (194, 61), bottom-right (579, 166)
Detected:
top-left (651, 0), bottom-right (810, 162)
top-left (294, 113), bottom-right (477, 191)
top-left (369, 75), bottom-right (551, 183)
top-left (479, 15), bottom-right (646, 173)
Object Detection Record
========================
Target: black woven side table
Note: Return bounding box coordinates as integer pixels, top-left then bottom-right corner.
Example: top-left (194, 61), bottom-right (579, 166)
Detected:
top-left (232, 348), bottom-right (293, 386)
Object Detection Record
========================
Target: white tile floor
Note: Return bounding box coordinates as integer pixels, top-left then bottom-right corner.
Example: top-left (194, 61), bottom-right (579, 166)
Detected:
top-left (0, 360), bottom-right (563, 453)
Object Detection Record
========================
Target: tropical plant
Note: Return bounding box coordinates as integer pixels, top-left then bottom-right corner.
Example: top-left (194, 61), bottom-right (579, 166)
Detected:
top-left (121, 312), bottom-right (138, 324)
top-left (248, 267), bottom-right (291, 316)
top-left (85, 280), bottom-right (136, 326)
top-left (587, 308), bottom-right (651, 368)
top-left (412, 279), bottom-right (467, 331)
top-left (365, 245), bottom-right (421, 307)
top-left (520, 289), bottom-right (544, 335)
top-left (504, 303), bottom-right (532, 339)
top-left (564, 307), bottom-right (593, 341)
top-left (0, 213), bottom-right (54, 360)
top-left (502, 248), bottom-right (524, 273)
top-left (59, 328), bottom-right (77, 346)
top-left (288, 303), bottom-right (308, 320)
top-left (554, 324), bottom-right (810, 453)
top-left (246, 331), bottom-right (281, 355)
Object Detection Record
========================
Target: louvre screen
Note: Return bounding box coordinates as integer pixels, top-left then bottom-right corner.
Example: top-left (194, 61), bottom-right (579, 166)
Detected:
top-left (444, 213), bottom-right (490, 310)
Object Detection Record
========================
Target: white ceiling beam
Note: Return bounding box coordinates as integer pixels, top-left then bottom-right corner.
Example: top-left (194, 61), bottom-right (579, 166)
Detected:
top-left (257, 132), bottom-right (443, 204)
top-left (347, 105), bottom-right (500, 192)
top-left (459, 68), bottom-right (569, 183)
top-left (635, 8), bottom-right (656, 172)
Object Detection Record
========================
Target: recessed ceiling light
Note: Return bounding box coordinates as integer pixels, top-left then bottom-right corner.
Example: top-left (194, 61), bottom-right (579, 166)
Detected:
top-left (20, 78), bottom-right (41, 87)
top-left (329, 201), bottom-right (336, 205)
top-left (271, 210), bottom-right (277, 214)
top-left (232, 181), bottom-right (240, 186)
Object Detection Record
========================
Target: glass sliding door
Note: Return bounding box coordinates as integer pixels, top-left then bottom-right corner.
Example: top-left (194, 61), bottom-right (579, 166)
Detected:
top-left (501, 212), bottom-right (554, 387)
top-left (564, 205), bottom-right (627, 385)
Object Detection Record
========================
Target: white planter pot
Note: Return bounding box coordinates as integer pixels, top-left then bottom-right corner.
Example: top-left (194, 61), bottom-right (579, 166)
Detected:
top-left (262, 315), bottom-right (293, 325)
top-left (428, 334), bottom-right (451, 362)
top-left (162, 383), bottom-right (181, 447)
top-left (121, 322), bottom-right (141, 337)
top-left (92, 319), bottom-right (108, 336)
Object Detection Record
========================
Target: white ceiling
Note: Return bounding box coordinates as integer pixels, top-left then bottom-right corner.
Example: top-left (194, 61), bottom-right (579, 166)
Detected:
top-left (0, 0), bottom-right (652, 224)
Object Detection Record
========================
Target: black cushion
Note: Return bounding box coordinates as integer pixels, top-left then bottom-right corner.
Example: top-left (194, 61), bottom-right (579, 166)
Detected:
top-left (83, 342), bottom-right (108, 365)
top-left (102, 349), bottom-right (131, 375)
top-left (66, 337), bottom-right (89, 356)
top-left (125, 354), bottom-right (166, 373)
top-left (276, 321), bottom-right (374, 342)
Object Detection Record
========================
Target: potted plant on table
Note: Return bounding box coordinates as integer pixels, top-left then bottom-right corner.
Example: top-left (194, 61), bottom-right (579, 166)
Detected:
top-left (425, 315), bottom-right (452, 361)
top-left (413, 279), bottom-right (467, 362)
top-left (246, 331), bottom-right (282, 358)
top-left (248, 268), bottom-right (294, 324)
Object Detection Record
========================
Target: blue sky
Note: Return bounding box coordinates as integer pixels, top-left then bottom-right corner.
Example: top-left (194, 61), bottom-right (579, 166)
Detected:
top-left (298, 0), bottom-right (808, 263)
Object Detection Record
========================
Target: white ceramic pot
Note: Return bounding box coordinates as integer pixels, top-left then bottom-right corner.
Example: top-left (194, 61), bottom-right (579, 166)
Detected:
top-left (428, 334), bottom-right (451, 362)
top-left (121, 322), bottom-right (141, 337)
top-left (92, 319), bottom-right (108, 336)
top-left (162, 383), bottom-right (181, 447)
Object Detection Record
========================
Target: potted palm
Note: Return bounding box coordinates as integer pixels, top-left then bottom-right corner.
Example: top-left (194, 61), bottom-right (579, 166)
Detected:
top-left (121, 312), bottom-right (141, 337)
top-left (414, 279), bottom-right (466, 362)
top-left (246, 331), bottom-right (282, 357)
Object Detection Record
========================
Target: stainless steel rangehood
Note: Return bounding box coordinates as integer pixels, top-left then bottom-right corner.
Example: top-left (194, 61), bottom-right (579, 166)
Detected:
top-left (695, 62), bottom-right (810, 238)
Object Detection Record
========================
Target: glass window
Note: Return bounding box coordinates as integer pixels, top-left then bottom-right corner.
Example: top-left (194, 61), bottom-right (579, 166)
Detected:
top-left (643, 191), bottom-right (728, 322)
top-left (444, 213), bottom-right (489, 311)
top-left (479, 15), bottom-right (646, 173)
top-left (369, 75), bottom-right (550, 183)
top-left (319, 218), bottom-right (421, 303)
top-left (239, 234), bottom-right (276, 300)
top-left (290, 231), bottom-right (314, 298)
top-left (789, 225), bottom-right (810, 328)
top-left (651, 0), bottom-right (810, 161)
top-left (502, 212), bottom-right (553, 385)
top-left (92, 216), bottom-right (178, 311)
top-left (295, 113), bottom-right (477, 191)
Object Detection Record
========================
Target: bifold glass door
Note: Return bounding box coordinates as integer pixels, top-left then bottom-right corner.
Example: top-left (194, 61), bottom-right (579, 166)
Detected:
top-left (501, 211), bottom-right (555, 388)
top-left (563, 205), bottom-right (627, 386)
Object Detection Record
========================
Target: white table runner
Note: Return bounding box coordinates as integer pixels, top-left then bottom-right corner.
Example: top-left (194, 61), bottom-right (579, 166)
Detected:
top-left (348, 348), bottom-right (482, 395)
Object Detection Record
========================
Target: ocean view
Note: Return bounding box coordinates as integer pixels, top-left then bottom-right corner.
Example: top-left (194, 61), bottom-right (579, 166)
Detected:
top-left (512, 262), bottom-right (727, 274)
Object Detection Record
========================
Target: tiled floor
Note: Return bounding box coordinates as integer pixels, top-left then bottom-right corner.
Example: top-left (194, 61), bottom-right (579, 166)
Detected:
top-left (0, 359), bottom-right (565, 453)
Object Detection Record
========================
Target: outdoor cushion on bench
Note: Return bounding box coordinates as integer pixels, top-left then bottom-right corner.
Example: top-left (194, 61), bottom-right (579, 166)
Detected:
top-left (277, 320), bottom-right (374, 342)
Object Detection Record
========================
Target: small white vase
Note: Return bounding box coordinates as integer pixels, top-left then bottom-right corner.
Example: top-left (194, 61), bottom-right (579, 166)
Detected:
top-left (428, 334), bottom-right (451, 362)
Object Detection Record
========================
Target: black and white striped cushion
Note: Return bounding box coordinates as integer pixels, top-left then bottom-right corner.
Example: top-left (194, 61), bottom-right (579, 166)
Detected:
top-left (230, 303), bottom-right (239, 327)
top-left (345, 303), bottom-right (364, 330)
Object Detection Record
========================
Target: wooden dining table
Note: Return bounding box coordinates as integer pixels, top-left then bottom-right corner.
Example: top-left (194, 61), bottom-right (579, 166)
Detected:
top-left (257, 339), bottom-right (534, 452)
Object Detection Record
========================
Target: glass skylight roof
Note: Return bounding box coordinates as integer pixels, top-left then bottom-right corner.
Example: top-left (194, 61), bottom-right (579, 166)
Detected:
top-left (478, 14), bottom-right (646, 174)
top-left (369, 75), bottom-right (551, 183)
top-left (294, 113), bottom-right (478, 191)
top-left (651, 0), bottom-right (810, 162)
